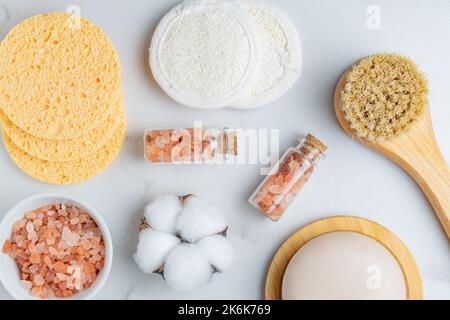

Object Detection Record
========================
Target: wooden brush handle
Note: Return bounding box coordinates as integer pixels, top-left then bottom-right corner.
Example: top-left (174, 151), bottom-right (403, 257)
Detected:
top-left (403, 149), bottom-right (450, 238)
top-left (383, 128), bottom-right (450, 239)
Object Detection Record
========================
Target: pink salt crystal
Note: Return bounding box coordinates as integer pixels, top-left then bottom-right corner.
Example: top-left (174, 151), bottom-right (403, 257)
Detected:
top-left (62, 227), bottom-right (72, 242)
top-left (155, 136), bottom-right (164, 148)
top-left (14, 235), bottom-right (24, 247)
top-left (25, 211), bottom-right (36, 220)
top-left (47, 210), bottom-right (55, 216)
top-left (33, 274), bottom-right (45, 286)
top-left (47, 287), bottom-right (54, 298)
top-left (47, 219), bottom-right (55, 228)
top-left (48, 247), bottom-right (58, 256)
top-left (43, 256), bottom-right (53, 268)
top-left (33, 219), bottom-right (43, 227)
top-left (45, 271), bottom-right (55, 282)
top-left (56, 252), bottom-right (66, 260)
top-left (70, 218), bottom-right (79, 225)
top-left (275, 175), bottom-right (284, 186)
top-left (29, 264), bottom-right (39, 274)
top-left (72, 267), bottom-right (82, 290)
top-left (35, 243), bottom-right (45, 254)
top-left (56, 273), bottom-right (68, 281)
top-left (269, 185), bottom-right (283, 195)
top-left (58, 209), bottom-right (67, 217)
top-left (26, 222), bottom-right (34, 234)
top-left (27, 232), bottom-right (38, 244)
top-left (30, 286), bottom-right (43, 298)
top-left (67, 266), bottom-right (74, 274)
top-left (13, 219), bottom-right (27, 231)
top-left (288, 160), bottom-right (300, 171)
top-left (42, 205), bottom-right (53, 211)
top-left (20, 280), bottom-right (32, 290)
top-left (80, 238), bottom-right (92, 250)
top-left (58, 240), bottom-right (68, 249)
top-left (30, 253), bottom-right (40, 264)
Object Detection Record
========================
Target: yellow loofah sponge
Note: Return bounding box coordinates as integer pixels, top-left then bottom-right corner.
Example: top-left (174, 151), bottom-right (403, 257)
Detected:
top-left (0, 99), bottom-right (125, 161)
top-left (2, 120), bottom-right (126, 185)
top-left (341, 54), bottom-right (428, 141)
top-left (0, 12), bottom-right (121, 139)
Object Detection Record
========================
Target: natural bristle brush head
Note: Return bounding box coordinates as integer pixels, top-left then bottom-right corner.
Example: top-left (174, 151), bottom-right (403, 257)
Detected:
top-left (341, 54), bottom-right (428, 141)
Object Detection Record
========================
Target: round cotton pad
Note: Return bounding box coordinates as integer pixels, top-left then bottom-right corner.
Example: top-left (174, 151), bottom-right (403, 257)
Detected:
top-left (231, 1), bottom-right (302, 109)
top-left (150, 0), bottom-right (260, 109)
top-left (0, 100), bottom-right (125, 161)
top-left (2, 121), bottom-right (126, 185)
top-left (0, 12), bottom-right (122, 139)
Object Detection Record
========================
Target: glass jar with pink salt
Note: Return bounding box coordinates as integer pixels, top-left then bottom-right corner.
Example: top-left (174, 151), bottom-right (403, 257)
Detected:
top-left (249, 133), bottom-right (327, 221)
top-left (144, 127), bottom-right (238, 164)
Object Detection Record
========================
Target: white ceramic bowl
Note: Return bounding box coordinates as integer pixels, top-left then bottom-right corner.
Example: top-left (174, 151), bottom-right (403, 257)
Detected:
top-left (0, 194), bottom-right (113, 300)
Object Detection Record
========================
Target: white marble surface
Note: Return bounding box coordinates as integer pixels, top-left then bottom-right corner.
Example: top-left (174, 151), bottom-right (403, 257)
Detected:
top-left (0, 0), bottom-right (449, 300)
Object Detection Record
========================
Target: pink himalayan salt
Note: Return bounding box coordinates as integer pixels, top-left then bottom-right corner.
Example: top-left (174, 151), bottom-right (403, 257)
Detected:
top-left (2, 204), bottom-right (105, 299)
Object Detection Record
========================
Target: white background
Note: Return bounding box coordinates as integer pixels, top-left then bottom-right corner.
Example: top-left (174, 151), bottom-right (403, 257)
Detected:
top-left (0, 0), bottom-right (448, 299)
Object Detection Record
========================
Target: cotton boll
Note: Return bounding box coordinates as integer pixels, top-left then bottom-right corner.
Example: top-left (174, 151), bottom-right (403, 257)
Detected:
top-left (177, 196), bottom-right (227, 242)
top-left (144, 194), bottom-right (182, 234)
top-left (134, 229), bottom-right (180, 274)
top-left (163, 244), bottom-right (213, 291)
top-left (196, 235), bottom-right (233, 272)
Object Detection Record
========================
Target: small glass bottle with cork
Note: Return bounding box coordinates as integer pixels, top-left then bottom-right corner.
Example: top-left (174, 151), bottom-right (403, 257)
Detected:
top-left (144, 127), bottom-right (238, 164)
top-left (249, 133), bottom-right (327, 221)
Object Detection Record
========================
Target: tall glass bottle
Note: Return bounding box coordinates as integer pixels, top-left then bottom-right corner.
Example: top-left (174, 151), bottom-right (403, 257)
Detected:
top-left (249, 134), bottom-right (327, 221)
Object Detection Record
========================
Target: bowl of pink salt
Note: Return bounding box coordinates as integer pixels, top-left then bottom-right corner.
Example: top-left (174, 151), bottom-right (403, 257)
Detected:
top-left (0, 194), bottom-right (113, 300)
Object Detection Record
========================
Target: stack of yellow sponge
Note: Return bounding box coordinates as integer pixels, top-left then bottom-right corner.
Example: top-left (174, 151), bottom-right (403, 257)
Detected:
top-left (0, 12), bottom-right (126, 184)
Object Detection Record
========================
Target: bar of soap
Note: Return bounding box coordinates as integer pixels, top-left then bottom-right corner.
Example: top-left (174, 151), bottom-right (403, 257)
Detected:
top-left (282, 232), bottom-right (406, 300)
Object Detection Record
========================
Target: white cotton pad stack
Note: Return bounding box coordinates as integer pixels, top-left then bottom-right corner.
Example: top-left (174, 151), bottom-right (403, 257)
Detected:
top-left (231, 0), bottom-right (302, 109)
top-left (149, 0), bottom-right (302, 110)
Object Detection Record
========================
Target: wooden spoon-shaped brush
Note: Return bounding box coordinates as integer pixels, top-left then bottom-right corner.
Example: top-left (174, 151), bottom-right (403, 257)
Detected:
top-left (334, 65), bottom-right (450, 239)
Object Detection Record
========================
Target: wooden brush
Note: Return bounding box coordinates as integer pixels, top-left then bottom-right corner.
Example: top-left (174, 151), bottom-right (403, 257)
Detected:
top-left (334, 54), bottom-right (450, 239)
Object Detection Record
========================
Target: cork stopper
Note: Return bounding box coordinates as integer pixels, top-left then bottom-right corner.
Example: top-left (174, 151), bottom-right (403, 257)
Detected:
top-left (305, 134), bottom-right (327, 153)
top-left (298, 133), bottom-right (327, 163)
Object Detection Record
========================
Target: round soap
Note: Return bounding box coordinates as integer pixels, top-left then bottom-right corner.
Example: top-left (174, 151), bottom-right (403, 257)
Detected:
top-left (0, 12), bottom-right (122, 139)
top-left (282, 232), bottom-right (406, 300)
top-left (2, 120), bottom-right (126, 185)
top-left (231, 1), bottom-right (302, 109)
top-left (150, 0), bottom-right (260, 109)
top-left (0, 99), bottom-right (125, 161)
